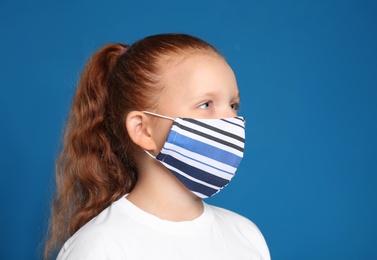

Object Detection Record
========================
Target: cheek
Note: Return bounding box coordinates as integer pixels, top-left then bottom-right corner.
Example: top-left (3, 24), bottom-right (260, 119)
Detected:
top-left (153, 120), bottom-right (173, 153)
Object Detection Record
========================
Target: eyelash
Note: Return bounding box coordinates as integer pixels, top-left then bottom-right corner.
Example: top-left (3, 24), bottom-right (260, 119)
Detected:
top-left (198, 101), bottom-right (240, 110)
top-left (198, 102), bottom-right (211, 109)
top-left (231, 102), bottom-right (240, 111)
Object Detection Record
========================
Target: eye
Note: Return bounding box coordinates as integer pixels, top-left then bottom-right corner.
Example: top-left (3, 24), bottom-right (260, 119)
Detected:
top-left (198, 101), bottom-right (211, 109)
top-left (230, 102), bottom-right (240, 111)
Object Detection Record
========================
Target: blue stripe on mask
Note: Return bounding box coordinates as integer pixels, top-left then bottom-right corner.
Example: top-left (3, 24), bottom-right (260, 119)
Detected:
top-left (166, 130), bottom-right (243, 168)
top-left (166, 166), bottom-right (219, 198)
top-left (159, 146), bottom-right (235, 176)
top-left (157, 153), bottom-right (231, 187)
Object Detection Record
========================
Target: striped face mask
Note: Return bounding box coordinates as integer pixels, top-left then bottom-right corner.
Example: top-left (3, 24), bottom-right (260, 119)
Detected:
top-left (143, 111), bottom-right (245, 198)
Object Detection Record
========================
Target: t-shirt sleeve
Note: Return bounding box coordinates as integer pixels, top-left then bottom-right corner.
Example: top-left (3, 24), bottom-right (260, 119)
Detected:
top-left (212, 205), bottom-right (271, 260)
top-left (241, 217), bottom-right (271, 260)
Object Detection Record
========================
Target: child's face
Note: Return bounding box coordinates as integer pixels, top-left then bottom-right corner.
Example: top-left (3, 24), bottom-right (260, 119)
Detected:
top-left (157, 53), bottom-right (240, 119)
top-left (151, 53), bottom-right (240, 152)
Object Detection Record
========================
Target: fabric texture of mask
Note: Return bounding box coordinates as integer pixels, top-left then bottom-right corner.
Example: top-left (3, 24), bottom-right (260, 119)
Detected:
top-left (144, 112), bottom-right (245, 199)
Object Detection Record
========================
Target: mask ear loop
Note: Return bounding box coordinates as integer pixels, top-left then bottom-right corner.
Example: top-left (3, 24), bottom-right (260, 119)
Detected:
top-left (141, 111), bottom-right (175, 159)
top-left (144, 150), bottom-right (157, 159)
top-left (142, 111), bottom-right (175, 121)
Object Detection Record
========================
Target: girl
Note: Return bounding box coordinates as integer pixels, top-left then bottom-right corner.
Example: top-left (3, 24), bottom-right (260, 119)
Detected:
top-left (45, 33), bottom-right (270, 259)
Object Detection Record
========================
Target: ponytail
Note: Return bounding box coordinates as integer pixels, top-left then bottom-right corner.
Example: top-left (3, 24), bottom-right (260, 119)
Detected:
top-left (44, 44), bottom-right (135, 259)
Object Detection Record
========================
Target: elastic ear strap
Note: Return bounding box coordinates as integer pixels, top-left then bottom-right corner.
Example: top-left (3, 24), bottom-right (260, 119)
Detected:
top-left (144, 150), bottom-right (156, 159)
top-left (142, 111), bottom-right (174, 121)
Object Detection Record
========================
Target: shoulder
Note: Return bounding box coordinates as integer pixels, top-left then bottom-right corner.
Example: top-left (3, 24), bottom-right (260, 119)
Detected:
top-left (57, 199), bottom-right (128, 260)
top-left (205, 203), bottom-right (271, 260)
top-left (57, 228), bottom-right (119, 260)
top-left (207, 203), bottom-right (258, 229)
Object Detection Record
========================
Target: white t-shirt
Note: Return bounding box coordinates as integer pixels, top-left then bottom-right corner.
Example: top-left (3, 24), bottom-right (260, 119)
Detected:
top-left (57, 196), bottom-right (270, 260)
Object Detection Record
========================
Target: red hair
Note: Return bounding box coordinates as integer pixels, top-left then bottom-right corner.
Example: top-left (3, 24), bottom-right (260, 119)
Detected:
top-left (44, 34), bottom-right (220, 259)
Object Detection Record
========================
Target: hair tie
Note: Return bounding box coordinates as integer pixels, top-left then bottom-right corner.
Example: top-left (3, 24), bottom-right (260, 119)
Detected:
top-left (119, 47), bottom-right (129, 57)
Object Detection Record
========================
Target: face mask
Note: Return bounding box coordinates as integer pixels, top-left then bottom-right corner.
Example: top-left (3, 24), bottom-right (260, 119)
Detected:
top-left (143, 111), bottom-right (245, 199)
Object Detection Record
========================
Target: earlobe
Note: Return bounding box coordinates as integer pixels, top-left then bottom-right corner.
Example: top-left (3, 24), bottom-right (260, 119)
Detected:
top-left (126, 111), bottom-right (157, 151)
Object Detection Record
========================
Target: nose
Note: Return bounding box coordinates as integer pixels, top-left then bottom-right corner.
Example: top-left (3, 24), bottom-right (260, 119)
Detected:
top-left (216, 106), bottom-right (237, 118)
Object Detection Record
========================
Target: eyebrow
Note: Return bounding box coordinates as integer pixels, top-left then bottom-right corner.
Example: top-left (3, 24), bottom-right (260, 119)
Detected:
top-left (230, 92), bottom-right (241, 101)
top-left (189, 91), bottom-right (240, 101)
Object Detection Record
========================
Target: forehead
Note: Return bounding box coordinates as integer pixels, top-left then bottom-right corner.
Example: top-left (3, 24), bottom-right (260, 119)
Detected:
top-left (161, 53), bottom-right (236, 90)
top-left (156, 53), bottom-right (239, 113)
top-left (162, 53), bottom-right (234, 82)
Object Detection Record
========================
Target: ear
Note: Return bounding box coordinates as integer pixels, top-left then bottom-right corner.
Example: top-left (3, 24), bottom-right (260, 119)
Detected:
top-left (126, 111), bottom-right (157, 151)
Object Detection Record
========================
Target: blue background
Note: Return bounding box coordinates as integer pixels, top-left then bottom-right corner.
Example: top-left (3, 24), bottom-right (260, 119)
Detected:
top-left (1, 0), bottom-right (376, 259)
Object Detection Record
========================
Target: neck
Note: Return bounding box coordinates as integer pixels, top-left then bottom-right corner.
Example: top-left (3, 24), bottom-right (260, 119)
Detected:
top-left (127, 154), bottom-right (204, 221)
